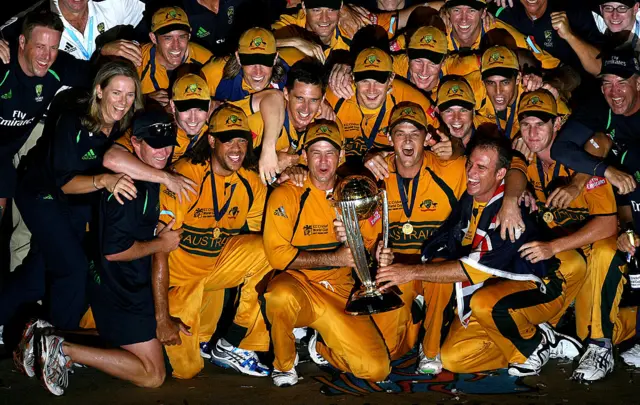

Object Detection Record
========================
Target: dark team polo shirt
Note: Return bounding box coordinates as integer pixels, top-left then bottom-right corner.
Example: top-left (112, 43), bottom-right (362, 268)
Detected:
top-left (0, 44), bottom-right (90, 159)
top-left (494, 1), bottom-right (604, 73)
top-left (97, 180), bottom-right (160, 313)
top-left (21, 108), bottom-right (121, 200)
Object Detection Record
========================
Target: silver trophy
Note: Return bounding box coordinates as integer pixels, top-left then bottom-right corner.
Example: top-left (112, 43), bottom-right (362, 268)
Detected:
top-left (332, 175), bottom-right (404, 315)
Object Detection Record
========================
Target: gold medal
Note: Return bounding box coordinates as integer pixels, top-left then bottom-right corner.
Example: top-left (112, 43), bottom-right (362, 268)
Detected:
top-left (212, 227), bottom-right (221, 239)
top-left (402, 222), bottom-right (414, 235)
top-left (543, 211), bottom-right (554, 224)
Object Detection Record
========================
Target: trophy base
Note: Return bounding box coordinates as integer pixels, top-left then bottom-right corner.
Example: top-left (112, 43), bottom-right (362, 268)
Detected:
top-left (345, 287), bottom-right (404, 316)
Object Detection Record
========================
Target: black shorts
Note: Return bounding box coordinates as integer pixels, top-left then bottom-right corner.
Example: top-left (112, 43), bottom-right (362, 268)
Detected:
top-left (0, 157), bottom-right (17, 198)
top-left (89, 280), bottom-right (156, 347)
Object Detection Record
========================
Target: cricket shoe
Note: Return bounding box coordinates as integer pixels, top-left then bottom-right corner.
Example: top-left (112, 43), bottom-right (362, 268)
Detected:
top-left (621, 343), bottom-right (640, 367)
top-left (508, 334), bottom-right (550, 377)
top-left (13, 319), bottom-right (53, 377)
top-left (209, 338), bottom-right (269, 377)
top-left (273, 353), bottom-right (299, 387)
top-left (308, 330), bottom-right (329, 366)
top-left (571, 343), bottom-right (614, 382)
top-left (538, 322), bottom-right (582, 360)
top-left (417, 346), bottom-right (442, 375)
top-left (39, 334), bottom-right (71, 396)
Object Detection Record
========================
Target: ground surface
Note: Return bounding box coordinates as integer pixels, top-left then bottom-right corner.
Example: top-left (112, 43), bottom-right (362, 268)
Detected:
top-left (2, 349), bottom-right (640, 405)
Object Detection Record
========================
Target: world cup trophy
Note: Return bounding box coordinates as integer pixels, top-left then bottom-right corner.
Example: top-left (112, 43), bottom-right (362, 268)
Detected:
top-left (332, 175), bottom-right (404, 315)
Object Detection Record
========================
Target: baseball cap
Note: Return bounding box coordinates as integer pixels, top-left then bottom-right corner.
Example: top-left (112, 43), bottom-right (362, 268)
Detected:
top-left (238, 28), bottom-right (277, 67)
top-left (353, 47), bottom-right (393, 83)
top-left (303, 0), bottom-right (342, 10)
top-left (518, 89), bottom-right (558, 123)
top-left (598, 0), bottom-right (638, 7)
top-left (133, 110), bottom-right (179, 149)
top-left (444, 0), bottom-right (487, 10)
top-left (389, 102), bottom-right (428, 132)
top-left (598, 49), bottom-right (640, 79)
top-left (151, 7), bottom-right (191, 36)
top-left (481, 45), bottom-right (519, 80)
top-left (436, 77), bottom-right (476, 111)
top-left (208, 104), bottom-right (252, 143)
top-left (303, 119), bottom-right (344, 150)
top-left (172, 74), bottom-right (210, 112)
top-left (407, 26), bottom-right (447, 64)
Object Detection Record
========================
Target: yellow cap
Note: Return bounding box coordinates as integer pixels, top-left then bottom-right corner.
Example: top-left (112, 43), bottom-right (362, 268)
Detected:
top-left (389, 102), bottom-right (428, 131)
top-left (444, 0), bottom-right (487, 9)
top-left (408, 26), bottom-right (447, 63)
top-left (436, 77), bottom-right (475, 111)
top-left (481, 45), bottom-right (519, 79)
top-left (237, 27), bottom-right (277, 67)
top-left (518, 89), bottom-right (557, 122)
top-left (208, 104), bottom-right (251, 142)
top-left (151, 7), bottom-right (191, 35)
top-left (353, 47), bottom-right (393, 83)
top-left (172, 74), bottom-right (210, 112)
top-left (303, 119), bottom-right (344, 150)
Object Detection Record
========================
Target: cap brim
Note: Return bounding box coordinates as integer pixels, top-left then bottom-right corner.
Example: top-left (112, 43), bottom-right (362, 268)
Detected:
top-left (211, 129), bottom-right (252, 143)
top-left (304, 136), bottom-right (342, 150)
top-left (303, 0), bottom-right (341, 10)
top-left (238, 53), bottom-right (277, 67)
top-left (519, 111), bottom-right (557, 123)
top-left (154, 23), bottom-right (191, 36)
top-left (390, 118), bottom-right (426, 132)
top-left (354, 71), bottom-right (391, 84)
top-left (445, 0), bottom-right (486, 9)
top-left (598, 67), bottom-right (636, 80)
top-left (407, 49), bottom-right (446, 65)
top-left (141, 137), bottom-right (180, 149)
top-left (173, 99), bottom-right (210, 112)
top-left (437, 99), bottom-right (475, 112)
top-left (482, 67), bottom-right (519, 80)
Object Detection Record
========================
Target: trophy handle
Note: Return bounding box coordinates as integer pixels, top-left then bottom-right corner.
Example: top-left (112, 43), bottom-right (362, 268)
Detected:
top-left (380, 190), bottom-right (389, 249)
top-left (339, 201), bottom-right (375, 289)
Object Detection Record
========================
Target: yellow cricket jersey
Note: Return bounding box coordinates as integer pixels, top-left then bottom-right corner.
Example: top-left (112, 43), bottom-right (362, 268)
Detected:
top-left (115, 124), bottom-right (207, 163)
top-left (138, 42), bottom-right (213, 95)
top-left (381, 152), bottom-right (467, 254)
top-left (446, 20), bottom-right (560, 70)
top-left (527, 156), bottom-right (617, 235)
top-left (325, 79), bottom-right (439, 159)
top-left (159, 158), bottom-right (266, 285)
top-left (264, 177), bottom-right (378, 286)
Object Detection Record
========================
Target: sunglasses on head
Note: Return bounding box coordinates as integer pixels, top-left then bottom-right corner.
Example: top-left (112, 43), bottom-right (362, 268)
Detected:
top-left (142, 122), bottom-right (175, 136)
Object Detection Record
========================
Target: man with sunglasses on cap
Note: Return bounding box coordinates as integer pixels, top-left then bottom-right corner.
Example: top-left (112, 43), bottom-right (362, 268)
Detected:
top-left (141, 7), bottom-right (213, 106)
top-left (153, 104), bottom-right (272, 380)
top-left (14, 110), bottom-right (182, 396)
top-left (516, 88), bottom-right (635, 383)
top-left (263, 118), bottom-right (392, 387)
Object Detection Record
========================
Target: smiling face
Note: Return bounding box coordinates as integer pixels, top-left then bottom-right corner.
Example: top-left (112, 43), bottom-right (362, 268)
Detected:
top-left (519, 115), bottom-right (556, 154)
top-left (97, 75), bottom-right (137, 126)
top-left (284, 81), bottom-right (324, 131)
top-left (519, 0), bottom-right (548, 18)
top-left (210, 135), bottom-right (248, 175)
top-left (304, 6), bottom-right (341, 44)
top-left (19, 26), bottom-right (61, 77)
top-left (601, 2), bottom-right (639, 33)
top-left (466, 146), bottom-right (506, 202)
top-left (236, 52), bottom-right (275, 92)
top-left (389, 121), bottom-right (427, 171)
top-left (303, 140), bottom-right (341, 188)
top-left (173, 105), bottom-right (209, 136)
top-left (440, 105), bottom-right (474, 144)
top-left (408, 58), bottom-right (443, 92)
top-left (601, 74), bottom-right (640, 115)
top-left (355, 75), bottom-right (394, 110)
top-left (377, 0), bottom-right (405, 10)
top-left (484, 74), bottom-right (519, 112)
top-left (151, 30), bottom-right (190, 71)
top-left (448, 6), bottom-right (485, 46)
top-left (59, 0), bottom-right (88, 13)
top-left (132, 137), bottom-right (173, 169)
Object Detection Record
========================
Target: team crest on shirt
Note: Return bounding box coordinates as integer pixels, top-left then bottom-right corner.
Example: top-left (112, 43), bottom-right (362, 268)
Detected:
top-left (35, 84), bottom-right (43, 102)
top-left (227, 6), bottom-right (235, 24)
top-left (544, 30), bottom-right (553, 48)
top-left (97, 22), bottom-right (105, 34)
top-left (250, 37), bottom-right (267, 51)
top-left (420, 199), bottom-right (437, 211)
top-left (228, 206), bottom-right (240, 219)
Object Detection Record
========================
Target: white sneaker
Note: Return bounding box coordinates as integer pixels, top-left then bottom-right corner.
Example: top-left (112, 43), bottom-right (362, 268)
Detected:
top-left (14, 319), bottom-right (53, 377)
top-left (417, 345), bottom-right (442, 375)
top-left (209, 338), bottom-right (270, 377)
top-left (293, 327), bottom-right (308, 342)
top-left (200, 341), bottom-right (212, 359)
top-left (273, 353), bottom-right (299, 387)
top-left (621, 343), bottom-right (640, 367)
top-left (538, 323), bottom-right (582, 360)
top-left (308, 330), bottom-right (329, 366)
top-left (39, 334), bottom-right (71, 396)
top-left (571, 343), bottom-right (614, 382)
top-left (508, 335), bottom-right (550, 377)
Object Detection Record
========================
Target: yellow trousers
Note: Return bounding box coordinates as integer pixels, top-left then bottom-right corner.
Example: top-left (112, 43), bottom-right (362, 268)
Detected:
top-left (166, 234), bottom-right (272, 379)
top-left (263, 270), bottom-right (391, 381)
top-left (575, 237), bottom-right (632, 341)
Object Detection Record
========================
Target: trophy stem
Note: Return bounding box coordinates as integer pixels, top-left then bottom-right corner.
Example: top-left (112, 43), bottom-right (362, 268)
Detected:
top-left (342, 201), bottom-right (375, 289)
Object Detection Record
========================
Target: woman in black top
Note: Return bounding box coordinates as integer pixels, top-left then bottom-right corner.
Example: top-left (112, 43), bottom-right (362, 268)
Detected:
top-left (0, 59), bottom-right (143, 330)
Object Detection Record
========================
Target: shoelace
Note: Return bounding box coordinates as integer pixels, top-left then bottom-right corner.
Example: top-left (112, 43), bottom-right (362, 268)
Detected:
top-left (580, 347), bottom-right (605, 369)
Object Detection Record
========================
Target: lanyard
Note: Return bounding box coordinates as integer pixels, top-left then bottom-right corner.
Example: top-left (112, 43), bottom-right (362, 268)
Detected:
top-left (283, 110), bottom-right (302, 153)
top-left (64, 16), bottom-right (94, 60)
top-left (210, 160), bottom-right (237, 222)
top-left (536, 157), bottom-right (561, 198)
top-left (360, 101), bottom-right (387, 150)
top-left (395, 168), bottom-right (420, 220)
top-left (495, 98), bottom-right (517, 139)
top-left (450, 25), bottom-right (485, 51)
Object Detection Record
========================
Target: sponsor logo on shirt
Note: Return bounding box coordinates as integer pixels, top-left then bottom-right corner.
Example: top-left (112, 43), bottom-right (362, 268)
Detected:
top-left (0, 110), bottom-right (36, 127)
top-left (586, 176), bottom-right (607, 191)
top-left (82, 149), bottom-right (97, 160)
top-left (274, 206), bottom-right (288, 218)
top-left (368, 209), bottom-right (381, 225)
top-left (303, 224), bottom-right (329, 236)
top-left (193, 208), bottom-right (214, 218)
top-left (1, 89), bottom-right (11, 99)
top-left (64, 42), bottom-right (77, 53)
top-left (197, 27), bottom-right (211, 38)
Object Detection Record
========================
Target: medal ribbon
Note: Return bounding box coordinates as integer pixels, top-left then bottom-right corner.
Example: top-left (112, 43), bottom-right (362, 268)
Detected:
top-left (495, 98), bottom-right (517, 139)
top-left (210, 160), bottom-right (237, 223)
top-left (64, 16), bottom-right (94, 60)
top-left (395, 168), bottom-right (420, 221)
top-left (360, 101), bottom-right (387, 150)
top-left (535, 157), bottom-right (561, 199)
